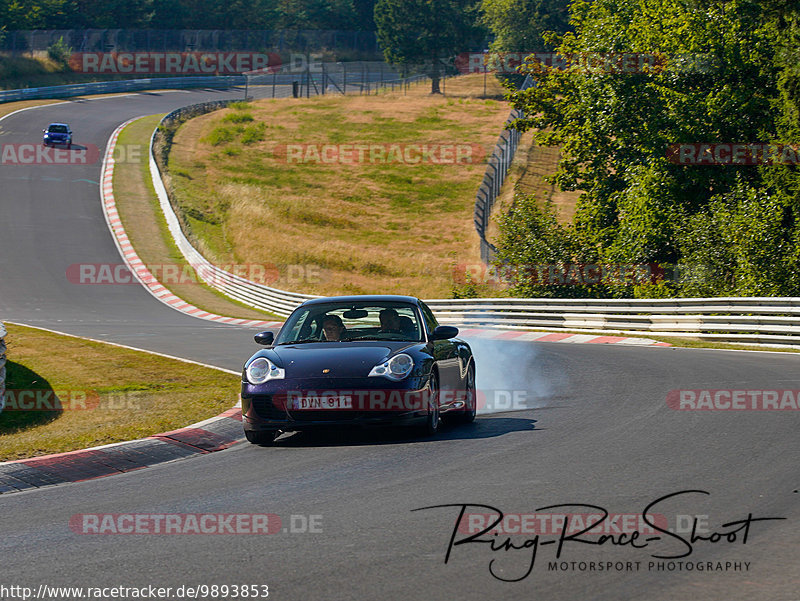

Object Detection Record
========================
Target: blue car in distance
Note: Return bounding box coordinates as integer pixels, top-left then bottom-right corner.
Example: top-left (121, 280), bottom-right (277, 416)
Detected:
top-left (43, 123), bottom-right (72, 148)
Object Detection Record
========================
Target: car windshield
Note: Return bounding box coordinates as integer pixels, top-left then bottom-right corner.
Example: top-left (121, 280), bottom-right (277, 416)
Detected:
top-left (48, 125), bottom-right (68, 133)
top-left (275, 301), bottom-right (423, 344)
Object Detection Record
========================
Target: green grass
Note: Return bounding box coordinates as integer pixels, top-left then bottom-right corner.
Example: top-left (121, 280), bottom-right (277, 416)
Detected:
top-left (0, 323), bottom-right (240, 461)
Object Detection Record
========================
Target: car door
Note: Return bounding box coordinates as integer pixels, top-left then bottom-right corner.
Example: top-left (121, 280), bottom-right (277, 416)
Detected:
top-left (419, 301), bottom-right (459, 393)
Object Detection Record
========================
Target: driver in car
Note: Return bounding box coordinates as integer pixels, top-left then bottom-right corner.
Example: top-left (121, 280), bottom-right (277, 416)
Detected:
top-left (321, 315), bottom-right (347, 341)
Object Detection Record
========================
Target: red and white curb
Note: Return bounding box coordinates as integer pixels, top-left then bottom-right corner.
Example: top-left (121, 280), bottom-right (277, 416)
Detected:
top-left (100, 119), bottom-right (281, 329)
top-left (457, 329), bottom-right (670, 346)
top-left (0, 407), bottom-right (244, 493)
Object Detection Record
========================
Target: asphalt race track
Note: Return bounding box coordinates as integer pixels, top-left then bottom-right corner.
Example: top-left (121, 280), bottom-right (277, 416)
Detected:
top-left (0, 89), bottom-right (798, 601)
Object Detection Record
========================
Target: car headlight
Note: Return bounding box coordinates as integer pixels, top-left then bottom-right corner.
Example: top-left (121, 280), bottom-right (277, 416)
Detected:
top-left (369, 353), bottom-right (414, 381)
top-left (246, 357), bottom-right (285, 384)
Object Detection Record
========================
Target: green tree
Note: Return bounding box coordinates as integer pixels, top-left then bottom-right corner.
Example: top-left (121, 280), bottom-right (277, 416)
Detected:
top-left (71, 0), bottom-right (151, 27)
top-left (353, 0), bottom-right (377, 30)
top-left (1, 0), bottom-right (76, 28)
top-left (481, 0), bottom-right (570, 52)
top-left (375, 0), bottom-right (481, 93)
top-left (497, 0), bottom-right (800, 297)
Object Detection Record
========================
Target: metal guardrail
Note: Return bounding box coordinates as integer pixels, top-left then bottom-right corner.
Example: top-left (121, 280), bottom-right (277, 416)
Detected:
top-left (474, 74), bottom-right (533, 263)
top-left (423, 297), bottom-right (800, 346)
top-left (143, 87), bottom-right (800, 347)
top-left (0, 322), bottom-right (7, 415)
top-left (0, 75), bottom-right (245, 104)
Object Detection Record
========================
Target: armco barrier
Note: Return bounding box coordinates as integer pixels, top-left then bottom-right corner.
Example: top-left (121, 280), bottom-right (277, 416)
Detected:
top-left (424, 297), bottom-right (800, 346)
top-left (0, 322), bottom-right (7, 415)
top-left (0, 75), bottom-right (245, 104)
top-left (142, 92), bottom-right (800, 347)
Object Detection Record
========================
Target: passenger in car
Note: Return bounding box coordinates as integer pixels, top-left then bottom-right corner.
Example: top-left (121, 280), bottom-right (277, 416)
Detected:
top-left (321, 315), bottom-right (347, 341)
top-left (397, 316), bottom-right (416, 337)
top-left (378, 308), bottom-right (402, 333)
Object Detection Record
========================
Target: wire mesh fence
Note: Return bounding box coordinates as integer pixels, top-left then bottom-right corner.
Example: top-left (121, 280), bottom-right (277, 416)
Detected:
top-left (244, 61), bottom-right (430, 98)
top-left (474, 74), bottom-right (533, 263)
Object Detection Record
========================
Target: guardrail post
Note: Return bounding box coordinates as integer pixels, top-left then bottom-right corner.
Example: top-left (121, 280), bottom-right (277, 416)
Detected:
top-left (0, 322), bottom-right (6, 416)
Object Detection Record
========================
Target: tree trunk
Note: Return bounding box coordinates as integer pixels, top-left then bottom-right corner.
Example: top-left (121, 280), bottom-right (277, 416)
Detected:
top-left (430, 55), bottom-right (441, 94)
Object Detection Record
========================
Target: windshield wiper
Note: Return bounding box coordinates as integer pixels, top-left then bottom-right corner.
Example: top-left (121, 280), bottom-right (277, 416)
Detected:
top-left (349, 336), bottom-right (409, 342)
top-left (276, 339), bottom-right (324, 345)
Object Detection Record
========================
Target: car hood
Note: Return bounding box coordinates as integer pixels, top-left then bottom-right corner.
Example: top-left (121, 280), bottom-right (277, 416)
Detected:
top-left (269, 341), bottom-right (417, 379)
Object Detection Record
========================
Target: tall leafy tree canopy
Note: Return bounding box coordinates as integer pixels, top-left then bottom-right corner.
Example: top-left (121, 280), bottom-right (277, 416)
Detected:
top-left (498, 0), bottom-right (800, 297)
top-left (375, 0), bottom-right (482, 93)
top-left (1, 0), bottom-right (371, 29)
top-left (481, 0), bottom-right (570, 52)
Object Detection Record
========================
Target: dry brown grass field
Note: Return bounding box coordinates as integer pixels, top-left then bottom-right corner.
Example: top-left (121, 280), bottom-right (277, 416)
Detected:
top-left (166, 73), bottom-right (511, 298)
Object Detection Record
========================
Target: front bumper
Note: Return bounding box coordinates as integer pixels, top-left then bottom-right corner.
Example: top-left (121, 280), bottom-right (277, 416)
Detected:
top-left (241, 376), bottom-right (430, 432)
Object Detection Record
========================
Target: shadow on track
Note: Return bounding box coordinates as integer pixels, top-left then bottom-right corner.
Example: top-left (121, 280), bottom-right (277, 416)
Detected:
top-left (266, 415), bottom-right (540, 448)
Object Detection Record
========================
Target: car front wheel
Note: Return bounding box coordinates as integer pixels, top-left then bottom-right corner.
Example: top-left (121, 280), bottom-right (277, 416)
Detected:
top-left (415, 372), bottom-right (440, 437)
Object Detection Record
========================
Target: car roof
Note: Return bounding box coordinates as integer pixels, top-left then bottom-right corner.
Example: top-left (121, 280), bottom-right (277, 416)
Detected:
top-left (300, 295), bottom-right (421, 307)
top-left (47, 123), bottom-right (69, 127)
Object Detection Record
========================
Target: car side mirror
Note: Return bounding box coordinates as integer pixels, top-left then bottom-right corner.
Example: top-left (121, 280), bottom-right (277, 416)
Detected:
top-left (430, 325), bottom-right (458, 341)
top-left (254, 331), bottom-right (274, 345)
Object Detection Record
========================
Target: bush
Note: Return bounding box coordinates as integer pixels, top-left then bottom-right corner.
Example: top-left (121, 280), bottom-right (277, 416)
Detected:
top-left (47, 37), bottom-right (72, 68)
top-left (203, 126), bottom-right (236, 146)
top-left (222, 112), bottom-right (254, 124)
top-left (676, 179), bottom-right (799, 296)
top-left (240, 123), bottom-right (266, 144)
top-left (495, 193), bottom-right (593, 297)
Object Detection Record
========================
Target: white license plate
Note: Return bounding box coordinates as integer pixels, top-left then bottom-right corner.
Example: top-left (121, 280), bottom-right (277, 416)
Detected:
top-left (292, 395), bottom-right (353, 410)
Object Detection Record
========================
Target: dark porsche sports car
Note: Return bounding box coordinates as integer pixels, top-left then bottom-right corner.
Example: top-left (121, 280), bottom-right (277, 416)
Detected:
top-left (241, 295), bottom-right (476, 445)
top-left (42, 123), bottom-right (72, 148)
